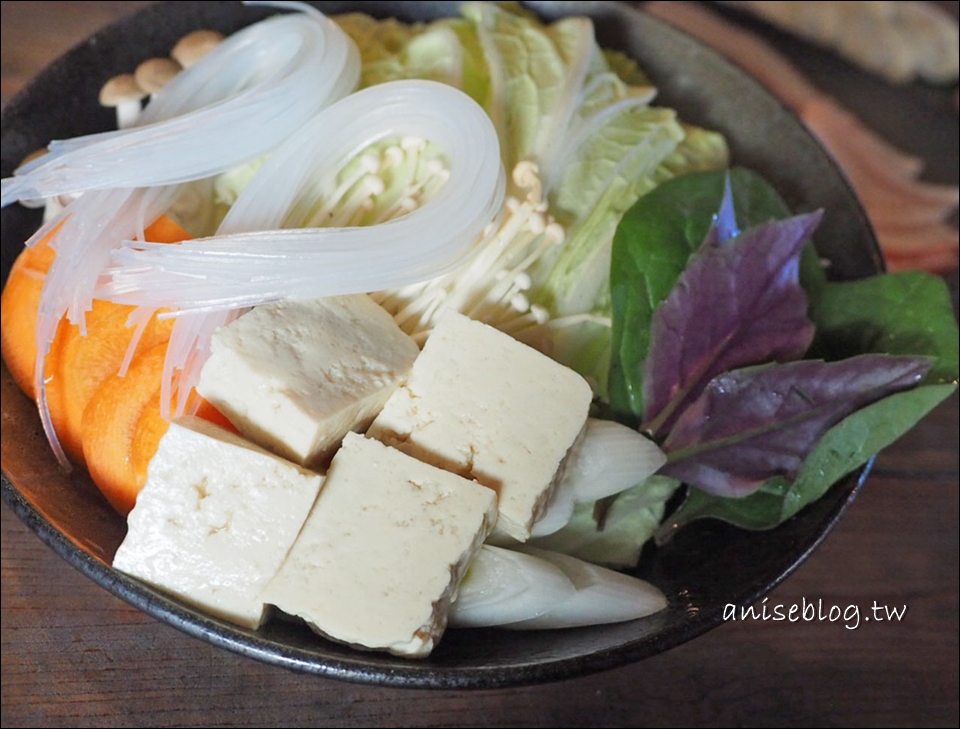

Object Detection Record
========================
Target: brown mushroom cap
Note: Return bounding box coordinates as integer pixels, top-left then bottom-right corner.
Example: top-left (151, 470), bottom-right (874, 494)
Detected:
top-left (171, 29), bottom-right (226, 68)
top-left (134, 57), bottom-right (182, 95)
top-left (19, 148), bottom-right (49, 169)
top-left (99, 73), bottom-right (146, 107)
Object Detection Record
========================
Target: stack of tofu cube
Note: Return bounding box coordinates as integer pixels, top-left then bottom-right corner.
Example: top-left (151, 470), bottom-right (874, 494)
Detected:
top-left (113, 295), bottom-right (592, 657)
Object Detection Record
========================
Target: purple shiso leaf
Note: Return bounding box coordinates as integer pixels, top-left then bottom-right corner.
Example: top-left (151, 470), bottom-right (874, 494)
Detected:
top-left (641, 209), bottom-right (823, 437)
top-left (701, 174), bottom-right (739, 248)
top-left (659, 355), bottom-right (932, 497)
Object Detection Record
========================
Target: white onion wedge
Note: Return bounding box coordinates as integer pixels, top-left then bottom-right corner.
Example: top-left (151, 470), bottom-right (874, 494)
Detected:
top-left (531, 418), bottom-right (666, 537)
top-left (448, 545), bottom-right (576, 628)
top-left (449, 545), bottom-right (667, 629)
top-left (502, 547), bottom-right (667, 629)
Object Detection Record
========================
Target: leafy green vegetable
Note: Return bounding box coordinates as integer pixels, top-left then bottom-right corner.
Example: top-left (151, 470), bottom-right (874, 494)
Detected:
top-left (608, 168), bottom-right (796, 421)
top-left (549, 108), bottom-right (681, 229)
top-left (810, 270), bottom-right (960, 384)
top-left (533, 476), bottom-right (680, 568)
top-left (537, 107), bottom-right (685, 316)
top-left (459, 1), bottom-right (694, 323)
top-left (461, 2), bottom-right (596, 171)
top-left (335, 14), bottom-right (475, 95)
top-left (331, 2), bottom-right (724, 379)
top-left (659, 383), bottom-right (956, 535)
top-left (608, 167), bottom-right (958, 538)
top-left (654, 124), bottom-right (734, 186)
top-left (602, 49), bottom-right (653, 87)
top-left (444, 16), bottom-right (491, 105)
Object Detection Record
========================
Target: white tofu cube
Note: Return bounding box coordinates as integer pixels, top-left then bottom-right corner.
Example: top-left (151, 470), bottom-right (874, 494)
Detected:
top-left (367, 310), bottom-right (592, 541)
top-left (264, 433), bottom-right (497, 658)
top-left (112, 416), bottom-right (323, 629)
top-left (197, 294), bottom-right (419, 467)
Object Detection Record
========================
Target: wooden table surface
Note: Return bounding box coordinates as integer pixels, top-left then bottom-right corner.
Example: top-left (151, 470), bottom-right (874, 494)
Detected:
top-left (2, 2), bottom-right (957, 727)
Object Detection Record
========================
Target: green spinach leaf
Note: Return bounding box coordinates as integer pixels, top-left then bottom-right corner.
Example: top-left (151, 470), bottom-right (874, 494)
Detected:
top-left (810, 270), bottom-right (960, 384)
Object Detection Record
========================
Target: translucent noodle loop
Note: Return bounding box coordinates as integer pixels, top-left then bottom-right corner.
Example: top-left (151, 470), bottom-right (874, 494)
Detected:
top-left (2, 6), bottom-right (358, 205)
top-left (105, 80), bottom-right (505, 309)
top-left (102, 80), bottom-right (506, 407)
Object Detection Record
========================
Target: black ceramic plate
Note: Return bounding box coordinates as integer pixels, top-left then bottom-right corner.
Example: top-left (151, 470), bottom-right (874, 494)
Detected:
top-left (0, 1), bottom-right (883, 689)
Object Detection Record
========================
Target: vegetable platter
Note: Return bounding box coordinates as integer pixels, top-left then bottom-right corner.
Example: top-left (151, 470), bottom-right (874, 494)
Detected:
top-left (1, 0), bottom-right (956, 690)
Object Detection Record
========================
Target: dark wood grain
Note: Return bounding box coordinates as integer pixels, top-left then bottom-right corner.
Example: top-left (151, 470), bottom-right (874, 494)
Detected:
top-left (2, 2), bottom-right (958, 726)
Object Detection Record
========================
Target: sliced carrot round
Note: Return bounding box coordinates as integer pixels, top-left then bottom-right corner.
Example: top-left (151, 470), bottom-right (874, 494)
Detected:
top-left (1, 228), bottom-right (59, 399)
top-left (130, 390), bottom-right (169, 491)
top-left (46, 301), bottom-right (174, 464)
top-left (140, 214), bottom-right (193, 243)
top-left (2, 215), bottom-right (192, 463)
top-left (82, 343), bottom-right (168, 515)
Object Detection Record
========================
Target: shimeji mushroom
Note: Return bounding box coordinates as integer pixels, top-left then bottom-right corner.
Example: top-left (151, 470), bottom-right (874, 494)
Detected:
top-left (96, 28), bottom-right (224, 129)
top-left (134, 57), bottom-right (182, 100)
top-left (99, 73), bottom-right (147, 129)
top-left (171, 29), bottom-right (226, 68)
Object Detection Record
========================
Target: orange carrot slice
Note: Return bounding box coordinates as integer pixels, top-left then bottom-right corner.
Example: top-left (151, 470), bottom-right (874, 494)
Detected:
top-left (195, 398), bottom-right (238, 434)
top-left (1, 227), bottom-right (59, 399)
top-left (130, 390), bottom-right (169, 493)
top-left (2, 215), bottom-right (192, 463)
top-left (140, 214), bottom-right (193, 243)
top-left (83, 343), bottom-right (169, 515)
top-left (45, 301), bottom-right (174, 464)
